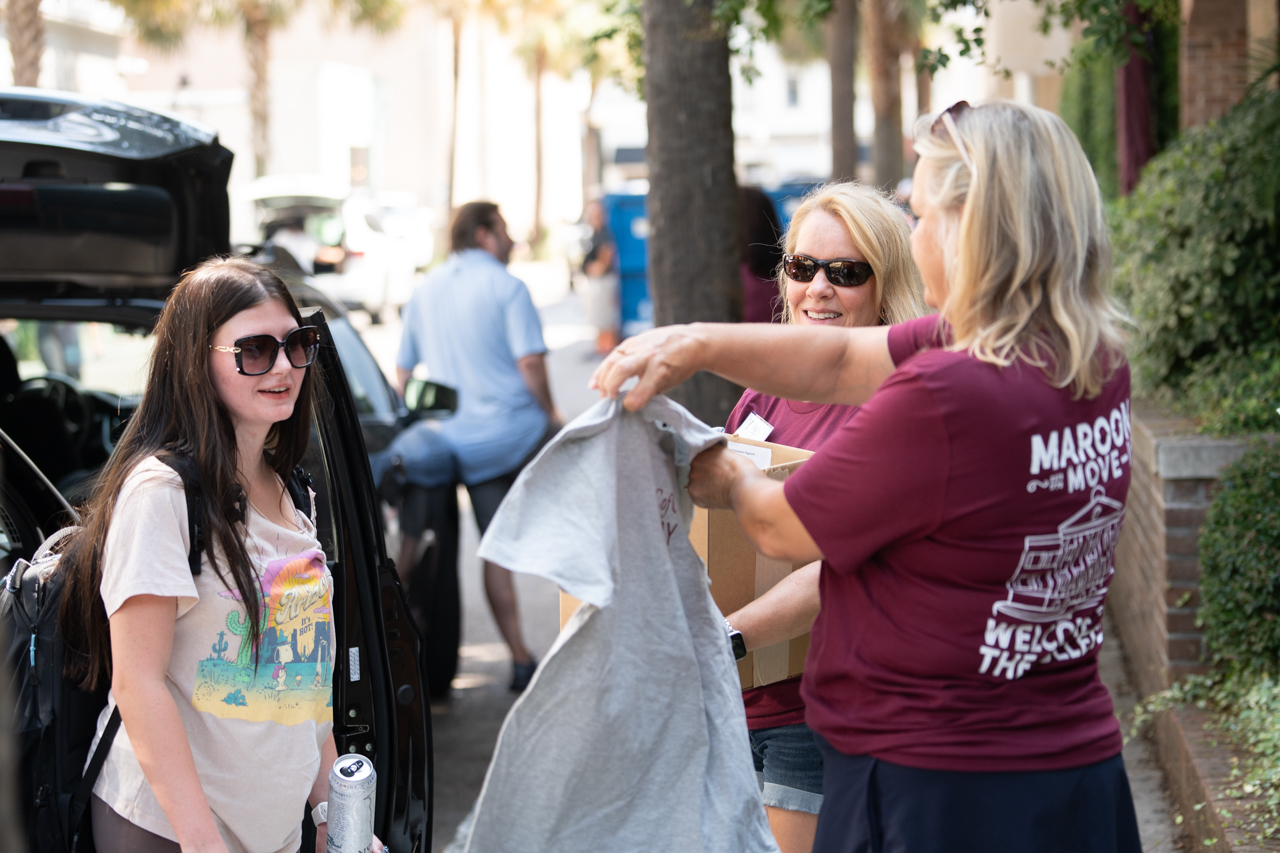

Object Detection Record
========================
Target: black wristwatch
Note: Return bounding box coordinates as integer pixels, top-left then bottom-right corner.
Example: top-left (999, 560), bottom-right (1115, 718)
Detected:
top-left (725, 619), bottom-right (748, 661)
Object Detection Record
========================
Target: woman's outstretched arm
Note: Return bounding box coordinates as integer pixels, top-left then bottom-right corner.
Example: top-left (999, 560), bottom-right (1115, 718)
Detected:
top-left (590, 322), bottom-right (894, 412)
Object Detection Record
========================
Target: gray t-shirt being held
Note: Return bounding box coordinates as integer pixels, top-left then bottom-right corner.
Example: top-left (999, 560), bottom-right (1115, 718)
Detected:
top-left (469, 395), bottom-right (779, 853)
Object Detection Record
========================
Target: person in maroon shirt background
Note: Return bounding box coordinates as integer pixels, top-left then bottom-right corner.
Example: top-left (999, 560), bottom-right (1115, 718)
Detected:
top-left (723, 181), bottom-right (926, 853)
top-left (593, 100), bottom-right (1139, 853)
top-left (739, 186), bottom-right (784, 324)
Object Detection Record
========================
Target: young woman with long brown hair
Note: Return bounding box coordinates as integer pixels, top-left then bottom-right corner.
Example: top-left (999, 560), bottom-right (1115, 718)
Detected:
top-left (58, 258), bottom-right (374, 853)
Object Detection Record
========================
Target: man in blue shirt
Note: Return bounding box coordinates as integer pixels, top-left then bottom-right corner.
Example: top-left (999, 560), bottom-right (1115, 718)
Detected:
top-left (396, 201), bottom-right (559, 690)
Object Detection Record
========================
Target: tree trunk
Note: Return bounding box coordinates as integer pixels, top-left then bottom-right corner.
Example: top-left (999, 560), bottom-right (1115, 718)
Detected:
top-left (866, 0), bottom-right (904, 189)
top-left (8, 0), bottom-right (44, 87)
top-left (582, 79), bottom-right (602, 201)
top-left (643, 0), bottom-right (741, 427)
top-left (826, 0), bottom-right (859, 181)
top-left (913, 36), bottom-right (931, 116)
top-left (448, 9), bottom-right (462, 211)
top-left (530, 40), bottom-right (546, 248)
top-left (244, 5), bottom-right (272, 178)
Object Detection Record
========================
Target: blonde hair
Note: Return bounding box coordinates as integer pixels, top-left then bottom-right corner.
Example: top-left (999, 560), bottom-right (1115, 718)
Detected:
top-left (780, 182), bottom-right (927, 326)
top-left (912, 100), bottom-right (1128, 398)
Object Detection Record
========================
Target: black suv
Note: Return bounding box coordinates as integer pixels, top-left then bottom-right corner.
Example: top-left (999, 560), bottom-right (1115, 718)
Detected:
top-left (0, 89), bottom-right (433, 851)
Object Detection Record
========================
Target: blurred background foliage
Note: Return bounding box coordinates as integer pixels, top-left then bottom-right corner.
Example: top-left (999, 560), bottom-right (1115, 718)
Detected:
top-left (1110, 77), bottom-right (1280, 437)
top-left (1059, 22), bottom-right (1179, 202)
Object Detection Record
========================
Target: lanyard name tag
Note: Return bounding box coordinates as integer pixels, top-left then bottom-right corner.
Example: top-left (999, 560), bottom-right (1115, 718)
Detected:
top-left (736, 412), bottom-right (774, 442)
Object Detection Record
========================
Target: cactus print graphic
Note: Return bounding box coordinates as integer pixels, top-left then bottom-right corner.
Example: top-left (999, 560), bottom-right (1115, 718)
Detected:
top-left (191, 549), bottom-right (334, 725)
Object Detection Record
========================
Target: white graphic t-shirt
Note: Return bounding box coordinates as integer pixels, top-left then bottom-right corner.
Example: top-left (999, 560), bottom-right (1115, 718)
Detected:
top-left (89, 457), bottom-right (334, 853)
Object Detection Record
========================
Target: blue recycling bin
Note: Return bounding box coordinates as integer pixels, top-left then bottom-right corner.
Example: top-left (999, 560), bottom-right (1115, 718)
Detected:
top-left (603, 182), bottom-right (819, 338)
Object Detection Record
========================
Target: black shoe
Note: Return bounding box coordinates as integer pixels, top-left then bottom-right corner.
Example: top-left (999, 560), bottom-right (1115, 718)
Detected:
top-left (510, 657), bottom-right (538, 692)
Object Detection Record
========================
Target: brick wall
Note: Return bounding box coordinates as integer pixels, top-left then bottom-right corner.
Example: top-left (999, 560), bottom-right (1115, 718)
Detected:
top-left (1181, 0), bottom-right (1251, 128)
top-left (1110, 405), bottom-right (1245, 699)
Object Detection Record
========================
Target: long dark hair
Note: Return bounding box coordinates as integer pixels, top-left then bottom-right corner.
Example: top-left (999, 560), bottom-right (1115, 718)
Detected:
top-left (739, 186), bottom-right (783, 280)
top-left (59, 257), bottom-right (320, 690)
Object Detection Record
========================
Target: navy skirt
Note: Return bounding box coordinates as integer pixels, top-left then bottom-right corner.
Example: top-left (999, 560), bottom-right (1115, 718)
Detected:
top-left (812, 734), bottom-right (1142, 853)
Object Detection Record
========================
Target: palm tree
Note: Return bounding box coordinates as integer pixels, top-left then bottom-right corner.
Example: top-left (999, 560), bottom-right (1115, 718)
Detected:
top-left (440, 0), bottom-right (466, 212)
top-left (111, 0), bottom-right (403, 177)
top-left (825, 0), bottom-right (859, 180)
top-left (7, 0), bottom-right (44, 86)
top-left (865, 0), bottom-right (904, 188)
top-left (487, 0), bottom-right (600, 248)
top-left (865, 0), bottom-right (925, 188)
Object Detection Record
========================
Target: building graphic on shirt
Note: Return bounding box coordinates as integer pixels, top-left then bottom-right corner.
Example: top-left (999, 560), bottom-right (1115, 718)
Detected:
top-left (993, 487), bottom-right (1125, 623)
top-left (192, 549), bottom-right (334, 725)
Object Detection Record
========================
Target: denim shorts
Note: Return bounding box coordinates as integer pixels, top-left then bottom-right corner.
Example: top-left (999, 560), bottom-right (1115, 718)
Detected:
top-left (749, 723), bottom-right (825, 815)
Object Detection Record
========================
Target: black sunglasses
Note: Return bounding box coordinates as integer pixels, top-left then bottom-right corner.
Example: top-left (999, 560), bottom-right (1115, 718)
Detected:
top-left (210, 326), bottom-right (321, 376)
top-left (783, 253), bottom-right (875, 288)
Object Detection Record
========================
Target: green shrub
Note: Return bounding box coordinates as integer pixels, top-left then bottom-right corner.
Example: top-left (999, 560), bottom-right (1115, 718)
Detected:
top-left (1112, 89), bottom-right (1280, 392)
top-left (1180, 347), bottom-right (1280, 436)
top-left (1198, 441), bottom-right (1280, 671)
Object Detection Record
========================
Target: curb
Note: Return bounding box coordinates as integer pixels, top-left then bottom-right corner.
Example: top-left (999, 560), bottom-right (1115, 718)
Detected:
top-left (1153, 706), bottom-right (1280, 852)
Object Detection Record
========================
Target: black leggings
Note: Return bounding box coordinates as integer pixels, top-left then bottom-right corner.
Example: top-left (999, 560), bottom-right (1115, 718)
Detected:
top-left (91, 796), bottom-right (181, 853)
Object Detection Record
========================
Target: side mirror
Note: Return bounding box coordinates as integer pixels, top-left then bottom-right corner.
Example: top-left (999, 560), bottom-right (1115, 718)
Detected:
top-left (404, 378), bottom-right (458, 419)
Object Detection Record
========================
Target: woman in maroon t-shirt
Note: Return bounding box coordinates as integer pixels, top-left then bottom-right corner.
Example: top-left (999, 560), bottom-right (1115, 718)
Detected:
top-left (723, 182), bottom-right (925, 853)
top-left (593, 101), bottom-right (1140, 852)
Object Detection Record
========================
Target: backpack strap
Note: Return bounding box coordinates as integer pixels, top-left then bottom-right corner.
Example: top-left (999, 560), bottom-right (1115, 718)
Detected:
top-left (155, 452), bottom-right (203, 577)
top-left (285, 465), bottom-right (313, 518)
top-left (68, 706), bottom-right (121, 850)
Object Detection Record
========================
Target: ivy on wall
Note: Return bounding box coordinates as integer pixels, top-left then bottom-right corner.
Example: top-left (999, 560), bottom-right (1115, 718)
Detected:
top-left (1059, 22), bottom-right (1179, 203)
top-left (1060, 44), bottom-right (1118, 200)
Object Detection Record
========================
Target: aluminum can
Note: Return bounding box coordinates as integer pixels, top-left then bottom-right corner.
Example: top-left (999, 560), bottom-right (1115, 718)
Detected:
top-left (326, 753), bottom-right (376, 853)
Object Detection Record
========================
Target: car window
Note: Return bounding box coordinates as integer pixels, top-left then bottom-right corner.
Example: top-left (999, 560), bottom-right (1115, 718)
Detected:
top-left (0, 497), bottom-right (25, 574)
top-left (302, 423), bottom-right (337, 560)
top-left (307, 212), bottom-right (345, 247)
top-left (0, 183), bottom-right (177, 275)
top-left (324, 318), bottom-right (394, 418)
top-left (1, 319), bottom-right (153, 396)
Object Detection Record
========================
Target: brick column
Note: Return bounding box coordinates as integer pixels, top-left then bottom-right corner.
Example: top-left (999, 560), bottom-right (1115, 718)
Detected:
top-left (1181, 0), bottom-right (1251, 128)
top-left (1109, 404), bottom-right (1253, 698)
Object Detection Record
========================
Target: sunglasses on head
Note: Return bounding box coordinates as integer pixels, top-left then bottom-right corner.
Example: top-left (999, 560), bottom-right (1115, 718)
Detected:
top-left (210, 326), bottom-right (321, 376)
top-left (931, 100), bottom-right (976, 174)
top-left (783, 253), bottom-right (875, 288)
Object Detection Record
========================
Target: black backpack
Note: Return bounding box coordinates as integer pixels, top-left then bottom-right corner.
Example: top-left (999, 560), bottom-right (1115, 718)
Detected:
top-left (1, 453), bottom-right (312, 853)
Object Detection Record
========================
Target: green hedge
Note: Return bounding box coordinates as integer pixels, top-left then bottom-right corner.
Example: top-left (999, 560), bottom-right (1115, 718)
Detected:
top-left (1198, 442), bottom-right (1280, 672)
top-left (1112, 88), bottom-right (1280, 397)
top-left (1181, 346), bottom-right (1280, 436)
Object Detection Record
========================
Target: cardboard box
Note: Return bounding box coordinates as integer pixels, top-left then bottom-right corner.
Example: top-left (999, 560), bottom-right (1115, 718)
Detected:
top-left (560, 435), bottom-right (814, 691)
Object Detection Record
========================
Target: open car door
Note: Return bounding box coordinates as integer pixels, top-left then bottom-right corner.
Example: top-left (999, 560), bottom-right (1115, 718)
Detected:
top-left (300, 306), bottom-right (432, 853)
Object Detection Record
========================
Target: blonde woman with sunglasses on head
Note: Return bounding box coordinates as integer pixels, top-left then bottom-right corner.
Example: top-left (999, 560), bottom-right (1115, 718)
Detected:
top-left (722, 182), bottom-right (925, 853)
top-left (593, 102), bottom-right (1139, 853)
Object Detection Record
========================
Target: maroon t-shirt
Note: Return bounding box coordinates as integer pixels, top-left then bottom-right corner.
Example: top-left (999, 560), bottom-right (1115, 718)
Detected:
top-left (725, 391), bottom-right (860, 730)
top-left (785, 315), bottom-right (1130, 772)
